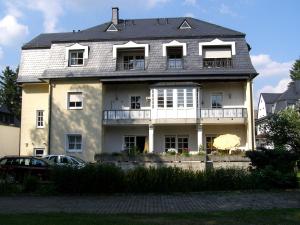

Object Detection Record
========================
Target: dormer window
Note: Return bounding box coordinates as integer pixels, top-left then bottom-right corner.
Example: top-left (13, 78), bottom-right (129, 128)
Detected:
top-left (65, 43), bottom-right (89, 67)
top-left (199, 39), bottom-right (235, 69)
top-left (203, 46), bottom-right (232, 68)
top-left (69, 50), bottom-right (84, 66)
top-left (179, 20), bottom-right (191, 29)
top-left (106, 23), bottom-right (118, 32)
top-left (167, 47), bottom-right (183, 69)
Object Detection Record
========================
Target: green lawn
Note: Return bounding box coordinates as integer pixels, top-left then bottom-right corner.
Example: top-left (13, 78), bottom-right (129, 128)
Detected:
top-left (0, 208), bottom-right (299, 225)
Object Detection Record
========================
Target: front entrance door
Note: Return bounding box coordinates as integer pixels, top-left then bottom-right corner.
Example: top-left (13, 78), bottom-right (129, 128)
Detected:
top-left (206, 135), bottom-right (216, 154)
top-left (136, 136), bottom-right (146, 153)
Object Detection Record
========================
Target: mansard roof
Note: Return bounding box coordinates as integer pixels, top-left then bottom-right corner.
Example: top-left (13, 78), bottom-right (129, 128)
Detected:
top-left (22, 17), bottom-right (245, 49)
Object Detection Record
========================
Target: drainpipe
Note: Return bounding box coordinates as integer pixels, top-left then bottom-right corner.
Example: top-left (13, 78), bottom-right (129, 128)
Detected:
top-left (47, 80), bottom-right (53, 155)
top-left (249, 79), bottom-right (255, 150)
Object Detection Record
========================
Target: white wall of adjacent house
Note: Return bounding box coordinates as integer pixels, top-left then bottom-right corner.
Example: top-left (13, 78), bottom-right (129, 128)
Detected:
top-left (0, 125), bottom-right (20, 157)
top-left (257, 96), bottom-right (267, 119)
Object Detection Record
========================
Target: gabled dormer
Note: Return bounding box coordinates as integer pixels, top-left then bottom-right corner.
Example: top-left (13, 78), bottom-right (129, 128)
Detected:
top-left (106, 23), bottom-right (118, 32)
top-left (179, 19), bottom-right (191, 29)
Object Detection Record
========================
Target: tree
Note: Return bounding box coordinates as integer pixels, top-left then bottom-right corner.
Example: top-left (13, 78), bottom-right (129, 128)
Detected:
top-left (0, 66), bottom-right (21, 119)
top-left (290, 57), bottom-right (300, 80)
top-left (263, 108), bottom-right (300, 153)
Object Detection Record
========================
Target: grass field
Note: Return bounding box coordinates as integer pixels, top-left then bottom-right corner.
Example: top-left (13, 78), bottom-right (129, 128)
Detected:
top-left (0, 208), bottom-right (299, 225)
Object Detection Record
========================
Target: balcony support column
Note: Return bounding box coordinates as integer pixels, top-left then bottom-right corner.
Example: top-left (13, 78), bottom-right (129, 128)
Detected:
top-left (149, 125), bottom-right (154, 153)
top-left (197, 124), bottom-right (203, 152)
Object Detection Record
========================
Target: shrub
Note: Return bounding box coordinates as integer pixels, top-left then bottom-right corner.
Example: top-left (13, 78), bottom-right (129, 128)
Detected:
top-left (51, 164), bottom-right (125, 194)
top-left (246, 149), bottom-right (298, 173)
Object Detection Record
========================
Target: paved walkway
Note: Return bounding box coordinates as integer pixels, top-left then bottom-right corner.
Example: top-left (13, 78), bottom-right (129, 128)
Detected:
top-left (0, 191), bottom-right (299, 214)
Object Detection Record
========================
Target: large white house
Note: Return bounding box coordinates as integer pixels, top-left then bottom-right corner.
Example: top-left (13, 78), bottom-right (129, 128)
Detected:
top-left (18, 8), bottom-right (257, 161)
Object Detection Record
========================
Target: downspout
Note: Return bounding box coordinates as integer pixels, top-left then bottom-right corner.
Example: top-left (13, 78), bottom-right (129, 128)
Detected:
top-left (249, 79), bottom-right (255, 150)
top-left (47, 81), bottom-right (53, 155)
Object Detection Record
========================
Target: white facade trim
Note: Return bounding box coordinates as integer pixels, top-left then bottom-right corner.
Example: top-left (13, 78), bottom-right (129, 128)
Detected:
top-left (113, 41), bottom-right (149, 58)
top-left (162, 40), bottom-right (187, 56)
top-left (65, 43), bottom-right (89, 60)
top-left (199, 38), bottom-right (236, 56)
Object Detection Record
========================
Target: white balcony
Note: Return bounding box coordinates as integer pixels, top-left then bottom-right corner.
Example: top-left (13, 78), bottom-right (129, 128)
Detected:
top-left (103, 110), bottom-right (151, 125)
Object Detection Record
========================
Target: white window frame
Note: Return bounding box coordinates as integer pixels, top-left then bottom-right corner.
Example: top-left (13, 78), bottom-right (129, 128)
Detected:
top-left (211, 93), bottom-right (223, 108)
top-left (130, 96), bottom-right (141, 109)
top-left (164, 135), bottom-right (189, 152)
top-left (199, 38), bottom-right (236, 56)
top-left (65, 43), bottom-right (89, 67)
top-left (67, 92), bottom-right (83, 110)
top-left (36, 110), bottom-right (44, 128)
top-left (186, 88), bottom-right (193, 108)
top-left (177, 136), bottom-right (189, 152)
top-left (65, 133), bottom-right (83, 153)
top-left (34, 148), bottom-right (45, 157)
top-left (69, 50), bottom-right (84, 66)
top-left (123, 136), bottom-right (136, 151)
top-left (166, 89), bottom-right (173, 108)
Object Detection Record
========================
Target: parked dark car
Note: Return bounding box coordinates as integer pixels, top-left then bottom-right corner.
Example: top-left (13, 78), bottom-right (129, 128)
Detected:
top-left (43, 155), bottom-right (86, 168)
top-left (0, 156), bottom-right (53, 182)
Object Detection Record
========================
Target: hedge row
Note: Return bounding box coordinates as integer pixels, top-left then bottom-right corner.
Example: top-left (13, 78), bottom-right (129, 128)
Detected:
top-left (51, 164), bottom-right (298, 194)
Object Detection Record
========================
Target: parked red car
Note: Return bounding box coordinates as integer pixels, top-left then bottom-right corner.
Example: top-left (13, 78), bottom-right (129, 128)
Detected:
top-left (0, 156), bottom-right (53, 182)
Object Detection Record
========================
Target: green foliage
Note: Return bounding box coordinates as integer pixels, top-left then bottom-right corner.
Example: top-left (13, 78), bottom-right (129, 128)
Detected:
top-left (290, 57), bottom-right (300, 80)
top-left (0, 66), bottom-right (21, 119)
top-left (263, 108), bottom-right (300, 152)
top-left (50, 164), bottom-right (298, 194)
top-left (246, 149), bottom-right (298, 173)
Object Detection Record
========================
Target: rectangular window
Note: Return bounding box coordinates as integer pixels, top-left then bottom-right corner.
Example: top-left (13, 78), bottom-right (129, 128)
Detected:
top-left (165, 136), bottom-right (176, 152)
top-left (36, 110), bottom-right (44, 128)
top-left (157, 89), bottom-right (164, 108)
top-left (34, 148), bottom-right (45, 157)
top-left (131, 96), bottom-right (141, 109)
top-left (69, 50), bottom-right (84, 66)
top-left (177, 136), bottom-right (189, 153)
top-left (186, 88), bottom-right (193, 107)
top-left (124, 136), bottom-right (135, 150)
top-left (166, 89), bottom-right (173, 108)
top-left (211, 94), bottom-right (222, 108)
top-left (66, 134), bottom-right (82, 152)
top-left (68, 92), bottom-right (83, 109)
top-left (167, 47), bottom-right (183, 69)
top-left (177, 89), bottom-right (184, 108)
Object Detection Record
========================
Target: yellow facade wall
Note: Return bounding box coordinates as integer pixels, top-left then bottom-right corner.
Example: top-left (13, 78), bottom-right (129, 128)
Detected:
top-left (50, 80), bottom-right (103, 162)
top-left (20, 83), bottom-right (49, 156)
top-left (0, 125), bottom-right (20, 157)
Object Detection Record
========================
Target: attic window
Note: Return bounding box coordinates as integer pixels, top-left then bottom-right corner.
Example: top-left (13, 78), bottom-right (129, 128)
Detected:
top-left (179, 20), bottom-right (191, 29)
top-left (107, 23), bottom-right (118, 32)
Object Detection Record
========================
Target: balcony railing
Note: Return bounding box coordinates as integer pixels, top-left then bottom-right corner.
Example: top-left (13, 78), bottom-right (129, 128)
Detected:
top-left (200, 108), bottom-right (247, 118)
top-left (203, 58), bottom-right (232, 68)
top-left (167, 58), bottom-right (183, 69)
top-left (116, 61), bottom-right (145, 71)
top-left (103, 110), bottom-right (151, 120)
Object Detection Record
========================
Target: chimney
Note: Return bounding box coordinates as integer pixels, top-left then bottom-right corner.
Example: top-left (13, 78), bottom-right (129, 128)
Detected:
top-left (112, 7), bottom-right (119, 25)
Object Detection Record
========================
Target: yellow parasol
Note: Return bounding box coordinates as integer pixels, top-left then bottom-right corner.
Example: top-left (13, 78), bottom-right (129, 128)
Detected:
top-left (213, 134), bottom-right (241, 150)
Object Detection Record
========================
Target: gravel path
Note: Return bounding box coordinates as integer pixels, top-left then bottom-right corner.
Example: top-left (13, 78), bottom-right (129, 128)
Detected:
top-left (0, 191), bottom-right (299, 214)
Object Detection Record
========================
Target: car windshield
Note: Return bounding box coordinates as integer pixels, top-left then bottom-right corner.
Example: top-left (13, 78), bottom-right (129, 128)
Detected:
top-left (70, 156), bottom-right (85, 164)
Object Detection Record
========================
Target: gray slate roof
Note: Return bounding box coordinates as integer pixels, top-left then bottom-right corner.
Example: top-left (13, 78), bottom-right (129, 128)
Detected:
top-left (22, 17), bottom-right (245, 49)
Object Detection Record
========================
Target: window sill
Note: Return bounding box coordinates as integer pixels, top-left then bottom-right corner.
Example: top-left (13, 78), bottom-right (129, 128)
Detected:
top-left (68, 107), bottom-right (83, 110)
top-left (36, 127), bottom-right (45, 129)
top-left (68, 65), bottom-right (84, 67)
top-left (66, 149), bottom-right (83, 153)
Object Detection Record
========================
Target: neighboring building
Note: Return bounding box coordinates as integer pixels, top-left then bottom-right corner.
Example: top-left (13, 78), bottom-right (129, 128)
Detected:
top-left (18, 7), bottom-right (257, 161)
top-left (0, 105), bottom-right (20, 157)
top-left (256, 80), bottom-right (300, 148)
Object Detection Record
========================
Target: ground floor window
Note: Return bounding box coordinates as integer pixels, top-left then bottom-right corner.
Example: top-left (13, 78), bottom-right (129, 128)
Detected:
top-left (124, 136), bottom-right (147, 153)
top-left (206, 135), bottom-right (216, 154)
top-left (164, 135), bottom-right (189, 153)
top-left (34, 148), bottom-right (45, 157)
top-left (177, 136), bottom-right (189, 152)
top-left (66, 134), bottom-right (82, 152)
